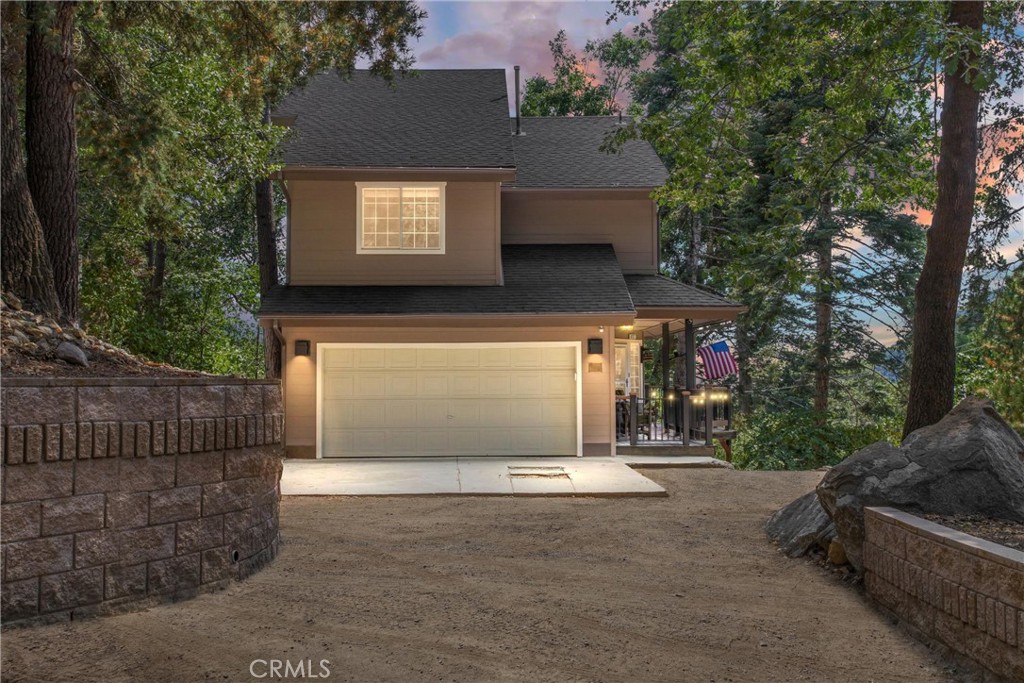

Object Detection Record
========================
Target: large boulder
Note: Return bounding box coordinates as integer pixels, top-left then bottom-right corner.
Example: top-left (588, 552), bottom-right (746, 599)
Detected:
top-left (817, 397), bottom-right (1024, 571)
top-left (765, 491), bottom-right (836, 558)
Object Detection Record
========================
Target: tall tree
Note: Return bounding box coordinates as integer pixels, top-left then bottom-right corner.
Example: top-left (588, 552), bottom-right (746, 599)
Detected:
top-left (904, 1), bottom-right (985, 436)
top-left (255, 103), bottom-right (281, 379)
top-left (25, 1), bottom-right (80, 322)
top-left (521, 31), bottom-right (614, 117)
top-left (0, 3), bottom-right (59, 315)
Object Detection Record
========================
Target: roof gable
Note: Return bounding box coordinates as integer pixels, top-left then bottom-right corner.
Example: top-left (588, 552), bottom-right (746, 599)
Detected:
top-left (274, 69), bottom-right (515, 169)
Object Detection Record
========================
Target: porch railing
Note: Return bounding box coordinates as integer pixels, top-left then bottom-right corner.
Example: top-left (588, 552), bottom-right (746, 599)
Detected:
top-left (618, 386), bottom-right (734, 446)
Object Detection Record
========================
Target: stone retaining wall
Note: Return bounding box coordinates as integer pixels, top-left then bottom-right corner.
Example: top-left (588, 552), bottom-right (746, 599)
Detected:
top-left (1, 377), bottom-right (284, 625)
top-left (864, 506), bottom-right (1024, 681)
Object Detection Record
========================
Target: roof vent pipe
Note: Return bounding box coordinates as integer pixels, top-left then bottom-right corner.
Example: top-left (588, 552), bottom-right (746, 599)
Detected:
top-left (514, 65), bottom-right (521, 135)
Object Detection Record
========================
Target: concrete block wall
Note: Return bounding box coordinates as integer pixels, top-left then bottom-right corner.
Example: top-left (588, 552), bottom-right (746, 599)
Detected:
top-left (864, 507), bottom-right (1024, 681)
top-left (1, 378), bottom-right (284, 625)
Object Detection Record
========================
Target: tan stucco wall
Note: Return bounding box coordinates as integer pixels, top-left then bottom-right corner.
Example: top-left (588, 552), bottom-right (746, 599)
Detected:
top-left (500, 191), bottom-right (658, 274)
top-left (280, 324), bottom-right (615, 458)
top-left (288, 179), bottom-right (502, 286)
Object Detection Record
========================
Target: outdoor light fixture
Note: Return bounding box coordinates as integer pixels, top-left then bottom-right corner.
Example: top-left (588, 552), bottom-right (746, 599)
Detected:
top-left (294, 340), bottom-right (310, 356)
top-left (619, 324), bottom-right (634, 331)
top-left (598, 325), bottom-right (605, 333)
top-left (587, 338), bottom-right (603, 354)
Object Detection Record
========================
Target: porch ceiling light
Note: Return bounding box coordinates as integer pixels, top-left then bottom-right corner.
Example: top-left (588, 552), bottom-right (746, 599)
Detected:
top-left (619, 325), bottom-right (634, 331)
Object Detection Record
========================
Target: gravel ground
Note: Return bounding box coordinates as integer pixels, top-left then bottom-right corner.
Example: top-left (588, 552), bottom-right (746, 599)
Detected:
top-left (922, 513), bottom-right (1024, 552)
top-left (2, 469), bottom-right (957, 683)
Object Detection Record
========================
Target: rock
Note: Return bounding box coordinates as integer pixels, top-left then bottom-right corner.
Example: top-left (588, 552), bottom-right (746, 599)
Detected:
top-left (765, 490), bottom-right (836, 557)
top-left (55, 341), bottom-right (89, 367)
top-left (827, 539), bottom-right (848, 566)
top-left (817, 397), bottom-right (1024, 571)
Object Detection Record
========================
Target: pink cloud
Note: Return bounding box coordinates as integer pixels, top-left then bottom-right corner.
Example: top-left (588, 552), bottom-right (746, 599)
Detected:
top-left (415, 1), bottom-right (650, 110)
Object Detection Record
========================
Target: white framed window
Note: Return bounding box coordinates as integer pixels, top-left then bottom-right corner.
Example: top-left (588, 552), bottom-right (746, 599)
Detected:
top-left (355, 182), bottom-right (446, 254)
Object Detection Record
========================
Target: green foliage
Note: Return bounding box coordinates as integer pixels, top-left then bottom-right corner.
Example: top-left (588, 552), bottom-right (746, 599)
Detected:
top-left (69, 1), bottom-right (424, 376)
top-left (732, 407), bottom-right (895, 471)
top-left (520, 31), bottom-right (614, 117)
top-left (958, 268), bottom-right (1024, 431)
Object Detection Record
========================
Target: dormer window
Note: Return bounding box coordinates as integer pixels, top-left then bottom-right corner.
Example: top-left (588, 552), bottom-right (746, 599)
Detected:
top-left (356, 182), bottom-right (446, 254)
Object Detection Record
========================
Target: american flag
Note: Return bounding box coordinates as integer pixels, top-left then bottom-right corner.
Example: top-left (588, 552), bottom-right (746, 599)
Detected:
top-left (697, 340), bottom-right (738, 380)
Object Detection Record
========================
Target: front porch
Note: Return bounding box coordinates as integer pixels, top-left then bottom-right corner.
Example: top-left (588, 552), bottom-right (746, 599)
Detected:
top-left (615, 274), bottom-right (746, 458)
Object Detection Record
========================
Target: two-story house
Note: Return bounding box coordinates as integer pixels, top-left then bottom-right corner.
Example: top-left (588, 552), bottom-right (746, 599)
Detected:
top-left (258, 69), bottom-right (744, 460)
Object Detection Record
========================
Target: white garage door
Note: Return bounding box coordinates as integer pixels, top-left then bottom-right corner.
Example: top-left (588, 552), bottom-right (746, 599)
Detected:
top-left (319, 344), bottom-right (579, 457)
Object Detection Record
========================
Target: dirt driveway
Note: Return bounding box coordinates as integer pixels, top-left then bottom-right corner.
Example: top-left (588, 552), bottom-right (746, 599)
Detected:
top-left (2, 469), bottom-right (954, 682)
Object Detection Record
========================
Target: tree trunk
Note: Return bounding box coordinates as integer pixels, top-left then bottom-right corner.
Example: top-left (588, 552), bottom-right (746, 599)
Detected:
top-left (735, 318), bottom-right (754, 417)
top-left (688, 209), bottom-right (702, 285)
top-left (904, 1), bottom-right (984, 437)
top-left (256, 103), bottom-right (281, 380)
top-left (812, 198), bottom-right (834, 421)
top-left (1, 35), bottom-right (60, 316)
top-left (144, 238), bottom-right (167, 308)
top-left (25, 1), bottom-right (79, 323)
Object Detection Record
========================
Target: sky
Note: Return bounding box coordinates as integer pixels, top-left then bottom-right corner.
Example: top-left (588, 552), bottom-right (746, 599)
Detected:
top-left (410, 1), bottom-right (1023, 345)
top-left (414, 1), bottom-right (647, 106)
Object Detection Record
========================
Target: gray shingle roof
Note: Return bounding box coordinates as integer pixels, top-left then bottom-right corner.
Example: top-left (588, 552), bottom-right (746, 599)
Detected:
top-left (624, 275), bottom-right (743, 309)
top-left (507, 117), bottom-right (669, 188)
top-left (259, 244), bottom-right (634, 317)
top-left (274, 69), bottom-right (515, 169)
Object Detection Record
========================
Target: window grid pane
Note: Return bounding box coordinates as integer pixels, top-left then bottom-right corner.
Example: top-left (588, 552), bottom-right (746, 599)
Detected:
top-left (362, 186), bottom-right (441, 250)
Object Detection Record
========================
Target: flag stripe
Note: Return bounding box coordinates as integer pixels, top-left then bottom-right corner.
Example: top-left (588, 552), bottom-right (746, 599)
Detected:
top-left (697, 341), bottom-right (738, 380)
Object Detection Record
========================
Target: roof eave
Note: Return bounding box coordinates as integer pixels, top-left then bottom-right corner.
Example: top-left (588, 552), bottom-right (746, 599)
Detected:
top-left (276, 165), bottom-right (517, 181)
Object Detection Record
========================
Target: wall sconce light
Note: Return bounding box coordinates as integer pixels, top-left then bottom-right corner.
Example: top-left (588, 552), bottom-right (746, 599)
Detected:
top-left (587, 338), bottom-right (603, 354)
top-left (294, 340), bottom-right (310, 356)
top-left (598, 325), bottom-right (605, 333)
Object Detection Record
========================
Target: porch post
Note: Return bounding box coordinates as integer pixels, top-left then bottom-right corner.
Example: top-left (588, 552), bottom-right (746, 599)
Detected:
top-left (661, 322), bottom-right (671, 435)
top-left (704, 385), bottom-right (714, 447)
top-left (685, 319), bottom-right (696, 443)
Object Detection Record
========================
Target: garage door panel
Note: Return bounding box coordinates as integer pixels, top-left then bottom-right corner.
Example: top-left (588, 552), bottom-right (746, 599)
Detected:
top-left (478, 399), bottom-right (511, 427)
top-left (322, 428), bottom-right (354, 454)
top-left (479, 374), bottom-right (512, 396)
top-left (355, 348), bottom-right (386, 369)
top-left (450, 373), bottom-right (481, 396)
top-left (322, 373), bottom-right (355, 398)
top-left (546, 430), bottom-right (576, 453)
top-left (320, 345), bottom-right (578, 457)
top-left (480, 429), bottom-right (513, 451)
top-left (417, 374), bottom-right (449, 396)
top-left (323, 348), bottom-right (354, 369)
top-left (448, 348), bottom-right (480, 368)
top-left (510, 372), bottom-right (547, 396)
top-left (355, 373), bottom-right (387, 397)
top-left (385, 348), bottom-right (418, 368)
top-left (544, 374), bottom-right (576, 396)
top-left (479, 348), bottom-right (511, 367)
top-left (418, 348), bottom-right (449, 367)
top-left (386, 374), bottom-right (418, 395)
top-left (448, 400), bottom-right (480, 424)
top-left (449, 431), bottom-right (481, 452)
top-left (352, 402), bottom-right (386, 428)
top-left (511, 429), bottom-right (545, 451)
top-left (540, 399), bottom-right (576, 426)
top-left (322, 399), bottom-right (355, 424)
top-left (545, 348), bottom-right (576, 369)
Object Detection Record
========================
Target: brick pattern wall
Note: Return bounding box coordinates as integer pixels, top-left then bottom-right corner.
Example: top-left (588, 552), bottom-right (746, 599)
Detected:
top-left (864, 507), bottom-right (1024, 681)
top-left (1, 379), bottom-right (284, 625)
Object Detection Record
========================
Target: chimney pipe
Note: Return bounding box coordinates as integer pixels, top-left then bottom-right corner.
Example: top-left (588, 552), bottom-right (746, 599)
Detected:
top-left (514, 65), bottom-right (521, 135)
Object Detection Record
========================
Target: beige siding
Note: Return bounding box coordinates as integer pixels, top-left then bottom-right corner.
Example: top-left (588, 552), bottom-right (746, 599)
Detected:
top-left (281, 324), bottom-right (615, 458)
top-left (501, 191), bottom-right (658, 274)
top-left (289, 180), bottom-right (501, 285)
